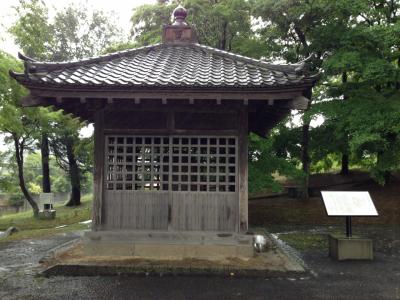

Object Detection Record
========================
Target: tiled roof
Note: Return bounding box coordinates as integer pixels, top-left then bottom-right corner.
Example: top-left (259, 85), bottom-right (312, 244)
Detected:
top-left (11, 43), bottom-right (316, 90)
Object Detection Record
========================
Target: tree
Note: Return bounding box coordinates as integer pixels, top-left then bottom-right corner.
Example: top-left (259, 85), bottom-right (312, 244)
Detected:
top-left (248, 131), bottom-right (303, 194)
top-left (22, 152), bottom-right (71, 194)
top-left (0, 51), bottom-right (40, 216)
top-left (10, 0), bottom-right (121, 205)
top-left (252, 0), bottom-right (330, 198)
top-left (130, 1), bottom-right (174, 46)
top-left (9, 0), bottom-right (56, 193)
top-left (10, 0), bottom-right (122, 61)
top-left (49, 115), bottom-right (93, 206)
top-left (51, 3), bottom-right (122, 61)
top-left (311, 0), bottom-right (400, 183)
top-left (9, 0), bottom-right (53, 60)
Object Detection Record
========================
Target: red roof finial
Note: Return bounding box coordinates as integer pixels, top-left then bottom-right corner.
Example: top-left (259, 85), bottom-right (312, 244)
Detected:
top-left (172, 5), bottom-right (187, 26)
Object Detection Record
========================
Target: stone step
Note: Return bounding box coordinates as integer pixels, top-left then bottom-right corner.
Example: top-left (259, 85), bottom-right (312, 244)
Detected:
top-left (85, 230), bottom-right (252, 246)
top-left (84, 230), bottom-right (254, 259)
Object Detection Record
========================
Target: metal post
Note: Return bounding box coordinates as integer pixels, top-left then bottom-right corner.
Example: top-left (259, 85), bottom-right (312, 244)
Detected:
top-left (345, 216), bottom-right (352, 238)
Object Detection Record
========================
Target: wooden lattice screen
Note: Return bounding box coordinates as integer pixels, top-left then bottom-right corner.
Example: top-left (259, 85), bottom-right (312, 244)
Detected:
top-left (105, 136), bottom-right (237, 193)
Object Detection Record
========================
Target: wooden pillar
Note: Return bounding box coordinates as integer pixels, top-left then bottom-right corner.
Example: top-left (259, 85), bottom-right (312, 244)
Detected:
top-left (92, 109), bottom-right (105, 231)
top-left (238, 107), bottom-right (248, 233)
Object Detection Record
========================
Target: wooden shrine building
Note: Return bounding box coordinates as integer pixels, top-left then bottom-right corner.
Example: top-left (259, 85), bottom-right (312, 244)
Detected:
top-left (10, 6), bottom-right (318, 258)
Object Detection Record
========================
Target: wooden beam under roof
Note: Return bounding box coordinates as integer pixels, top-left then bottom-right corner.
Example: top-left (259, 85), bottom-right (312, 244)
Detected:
top-left (23, 90), bottom-right (309, 109)
top-left (28, 89), bottom-right (304, 101)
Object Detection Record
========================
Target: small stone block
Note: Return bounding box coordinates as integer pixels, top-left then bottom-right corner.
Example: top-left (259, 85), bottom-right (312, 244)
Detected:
top-left (38, 210), bottom-right (56, 220)
top-left (329, 234), bottom-right (373, 261)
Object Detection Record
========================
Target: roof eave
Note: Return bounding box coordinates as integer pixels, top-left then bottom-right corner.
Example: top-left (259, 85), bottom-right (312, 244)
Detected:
top-left (15, 80), bottom-right (316, 93)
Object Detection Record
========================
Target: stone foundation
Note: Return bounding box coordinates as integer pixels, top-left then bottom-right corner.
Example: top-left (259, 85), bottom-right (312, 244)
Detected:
top-left (38, 210), bottom-right (56, 220)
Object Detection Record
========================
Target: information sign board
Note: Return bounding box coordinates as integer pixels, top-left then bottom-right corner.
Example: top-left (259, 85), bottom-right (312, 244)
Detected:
top-left (321, 191), bottom-right (378, 217)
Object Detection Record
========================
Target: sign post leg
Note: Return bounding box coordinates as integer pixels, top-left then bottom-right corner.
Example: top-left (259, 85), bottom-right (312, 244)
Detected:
top-left (345, 216), bottom-right (352, 238)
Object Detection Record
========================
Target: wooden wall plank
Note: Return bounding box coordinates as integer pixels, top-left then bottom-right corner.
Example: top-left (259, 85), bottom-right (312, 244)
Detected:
top-left (102, 191), bottom-right (237, 231)
top-left (238, 107), bottom-right (249, 233)
top-left (170, 192), bottom-right (236, 232)
top-left (92, 109), bottom-right (105, 231)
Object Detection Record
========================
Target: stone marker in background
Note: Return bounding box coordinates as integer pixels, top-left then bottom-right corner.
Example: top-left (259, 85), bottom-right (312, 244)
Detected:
top-left (321, 191), bottom-right (378, 261)
top-left (38, 193), bottom-right (56, 220)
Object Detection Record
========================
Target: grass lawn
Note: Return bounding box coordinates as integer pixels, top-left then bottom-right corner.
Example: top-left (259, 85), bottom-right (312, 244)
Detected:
top-left (0, 194), bottom-right (93, 243)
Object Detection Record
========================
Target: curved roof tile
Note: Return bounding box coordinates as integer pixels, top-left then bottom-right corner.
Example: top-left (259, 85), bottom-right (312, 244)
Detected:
top-left (11, 43), bottom-right (317, 89)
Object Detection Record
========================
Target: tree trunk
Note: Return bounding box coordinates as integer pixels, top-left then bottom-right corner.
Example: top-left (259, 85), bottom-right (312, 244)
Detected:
top-left (397, 58), bottom-right (400, 90)
top-left (301, 88), bottom-right (312, 200)
top-left (219, 20), bottom-right (228, 50)
top-left (377, 150), bottom-right (392, 185)
top-left (340, 72), bottom-right (350, 175)
top-left (41, 133), bottom-right (51, 193)
top-left (301, 121), bottom-right (310, 200)
top-left (13, 135), bottom-right (39, 217)
top-left (65, 138), bottom-right (81, 206)
top-left (340, 153), bottom-right (349, 175)
top-left (292, 26), bottom-right (314, 199)
top-left (383, 171), bottom-right (392, 185)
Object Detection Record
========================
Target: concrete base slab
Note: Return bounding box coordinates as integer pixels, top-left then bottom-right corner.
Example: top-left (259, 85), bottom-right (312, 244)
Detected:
top-left (41, 238), bottom-right (305, 277)
top-left (329, 234), bottom-right (373, 261)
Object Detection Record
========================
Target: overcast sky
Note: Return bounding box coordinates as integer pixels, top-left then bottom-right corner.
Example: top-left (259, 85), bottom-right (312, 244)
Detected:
top-left (0, 0), bottom-right (156, 57)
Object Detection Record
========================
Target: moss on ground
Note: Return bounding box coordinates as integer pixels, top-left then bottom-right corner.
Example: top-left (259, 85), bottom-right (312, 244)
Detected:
top-left (278, 232), bottom-right (328, 251)
top-left (0, 194), bottom-right (92, 243)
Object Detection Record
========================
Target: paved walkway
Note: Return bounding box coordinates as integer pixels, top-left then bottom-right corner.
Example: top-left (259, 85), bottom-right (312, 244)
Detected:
top-left (0, 230), bottom-right (399, 300)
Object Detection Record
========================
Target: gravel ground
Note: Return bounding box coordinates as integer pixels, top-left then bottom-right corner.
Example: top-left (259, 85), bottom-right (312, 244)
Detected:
top-left (0, 228), bottom-right (399, 300)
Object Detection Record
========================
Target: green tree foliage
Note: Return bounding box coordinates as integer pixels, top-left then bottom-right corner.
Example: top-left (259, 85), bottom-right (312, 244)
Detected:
top-left (254, 0), bottom-right (400, 188)
top-left (130, 0), bottom-right (266, 55)
top-left (131, 2), bottom-right (172, 45)
top-left (1, 147), bottom-right (90, 196)
top-left (0, 51), bottom-right (40, 215)
top-left (51, 3), bottom-right (122, 61)
top-left (22, 153), bottom-right (71, 194)
top-left (8, 0), bottom-right (120, 206)
top-left (311, 0), bottom-right (400, 183)
top-left (9, 0), bottom-right (53, 60)
top-left (0, 151), bottom-right (22, 203)
top-left (252, 0), bottom-right (328, 197)
top-left (10, 0), bottom-right (122, 61)
top-left (48, 115), bottom-right (93, 206)
top-left (249, 132), bottom-right (303, 193)
top-left (185, 0), bottom-right (253, 51)
top-left (103, 41), bottom-right (139, 54)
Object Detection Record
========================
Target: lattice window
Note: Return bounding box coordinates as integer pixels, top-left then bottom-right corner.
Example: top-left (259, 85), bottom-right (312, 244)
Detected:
top-left (105, 136), bottom-right (237, 192)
